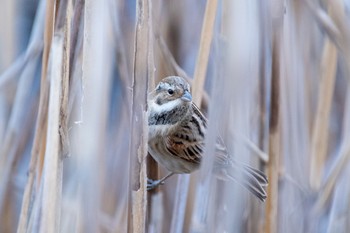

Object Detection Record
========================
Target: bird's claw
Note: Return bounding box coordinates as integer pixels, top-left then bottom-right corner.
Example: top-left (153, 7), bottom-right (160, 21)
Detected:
top-left (147, 178), bottom-right (164, 190)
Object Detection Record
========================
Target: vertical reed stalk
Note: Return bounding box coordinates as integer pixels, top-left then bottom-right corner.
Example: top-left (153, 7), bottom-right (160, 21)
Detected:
top-left (128, 0), bottom-right (153, 232)
top-left (15, 28), bottom-right (45, 233)
top-left (309, 3), bottom-right (338, 191)
top-left (192, 0), bottom-right (218, 106)
top-left (37, 0), bottom-right (56, 184)
top-left (39, 32), bottom-right (64, 233)
top-left (264, 2), bottom-right (283, 232)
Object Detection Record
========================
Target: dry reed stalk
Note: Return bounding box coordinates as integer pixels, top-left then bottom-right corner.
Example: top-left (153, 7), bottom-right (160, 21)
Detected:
top-left (146, 0), bottom-right (161, 229)
top-left (192, 0), bottom-right (218, 106)
top-left (309, 3), bottom-right (338, 191)
top-left (264, 2), bottom-right (283, 232)
top-left (146, 1), bottom-right (163, 231)
top-left (40, 1), bottom-right (72, 231)
top-left (67, 0), bottom-right (84, 117)
top-left (37, 0), bottom-right (56, 182)
top-left (18, 113), bottom-right (48, 231)
top-left (39, 1), bottom-right (71, 231)
top-left (15, 1), bottom-right (51, 232)
top-left (128, 0), bottom-right (153, 231)
top-left (39, 31), bottom-right (65, 233)
top-left (61, 0), bottom-right (72, 156)
top-left (306, 2), bottom-right (340, 48)
top-left (27, 181), bottom-right (44, 233)
top-left (264, 35), bottom-right (281, 233)
top-left (0, 52), bottom-right (42, 232)
top-left (69, 0), bottom-right (84, 74)
top-left (309, 0), bottom-right (350, 81)
top-left (326, 0), bottom-right (350, 73)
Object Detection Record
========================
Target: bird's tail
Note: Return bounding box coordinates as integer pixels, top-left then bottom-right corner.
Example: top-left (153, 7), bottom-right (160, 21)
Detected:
top-left (225, 161), bottom-right (268, 202)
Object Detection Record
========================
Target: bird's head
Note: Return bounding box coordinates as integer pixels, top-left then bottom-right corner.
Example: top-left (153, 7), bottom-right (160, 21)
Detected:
top-left (149, 76), bottom-right (192, 111)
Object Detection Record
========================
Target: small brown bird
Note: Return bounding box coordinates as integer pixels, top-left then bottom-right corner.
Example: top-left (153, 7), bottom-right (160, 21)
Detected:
top-left (147, 76), bottom-right (268, 201)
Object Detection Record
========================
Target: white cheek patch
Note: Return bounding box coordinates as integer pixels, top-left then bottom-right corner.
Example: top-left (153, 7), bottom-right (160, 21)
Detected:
top-left (150, 98), bottom-right (182, 113)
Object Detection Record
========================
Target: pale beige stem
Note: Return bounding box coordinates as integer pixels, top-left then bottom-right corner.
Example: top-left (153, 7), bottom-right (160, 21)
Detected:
top-left (192, 0), bottom-right (218, 106)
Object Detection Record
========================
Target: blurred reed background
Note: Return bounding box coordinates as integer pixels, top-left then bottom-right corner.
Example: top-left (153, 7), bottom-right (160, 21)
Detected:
top-left (1, 0), bottom-right (350, 232)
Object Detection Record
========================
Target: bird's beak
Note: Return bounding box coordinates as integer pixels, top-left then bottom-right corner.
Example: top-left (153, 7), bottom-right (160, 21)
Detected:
top-left (181, 90), bottom-right (192, 102)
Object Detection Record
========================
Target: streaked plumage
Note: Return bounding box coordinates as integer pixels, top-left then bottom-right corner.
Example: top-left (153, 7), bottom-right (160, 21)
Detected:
top-left (147, 76), bottom-right (268, 201)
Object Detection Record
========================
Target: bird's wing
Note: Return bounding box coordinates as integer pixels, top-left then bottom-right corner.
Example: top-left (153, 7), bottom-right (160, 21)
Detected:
top-left (161, 103), bottom-right (207, 165)
top-left (165, 135), bottom-right (203, 164)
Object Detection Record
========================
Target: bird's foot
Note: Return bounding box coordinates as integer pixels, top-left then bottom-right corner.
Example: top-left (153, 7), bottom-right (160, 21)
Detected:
top-left (147, 178), bottom-right (165, 190)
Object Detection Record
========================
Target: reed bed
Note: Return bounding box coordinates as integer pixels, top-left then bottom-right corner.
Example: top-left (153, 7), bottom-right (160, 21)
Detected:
top-left (0, 0), bottom-right (350, 232)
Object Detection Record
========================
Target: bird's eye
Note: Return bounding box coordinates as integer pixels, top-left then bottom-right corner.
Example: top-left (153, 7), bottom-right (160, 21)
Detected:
top-left (168, 89), bottom-right (174, 95)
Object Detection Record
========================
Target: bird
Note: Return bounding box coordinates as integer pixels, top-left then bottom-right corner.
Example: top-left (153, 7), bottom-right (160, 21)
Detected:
top-left (147, 76), bottom-right (268, 201)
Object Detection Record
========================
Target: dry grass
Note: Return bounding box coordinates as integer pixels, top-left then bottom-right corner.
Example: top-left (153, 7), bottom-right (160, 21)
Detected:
top-left (1, 0), bottom-right (350, 232)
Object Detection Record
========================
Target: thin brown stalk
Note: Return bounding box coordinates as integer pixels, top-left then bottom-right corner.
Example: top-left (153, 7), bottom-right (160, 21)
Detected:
top-left (192, 0), bottom-right (218, 106)
top-left (264, 1), bottom-right (283, 232)
top-left (69, 0), bottom-right (84, 72)
top-left (0, 53), bottom-right (42, 232)
top-left (309, 3), bottom-right (338, 191)
top-left (307, 0), bottom-right (350, 80)
top-left (67, 0), bottom-right (84, 117)
top-left (27, 181), bottom-right (43, 233)
top-left (37, 0), bottom-right (56, 181)
top-left (264, 41), bottom-right (280, 233)
top-left (59, 0), bottom-right (72, 157)
top-left (17, 121), bottom-right (47, 233)
top-left (15, 1), bottom-right (51, 231)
